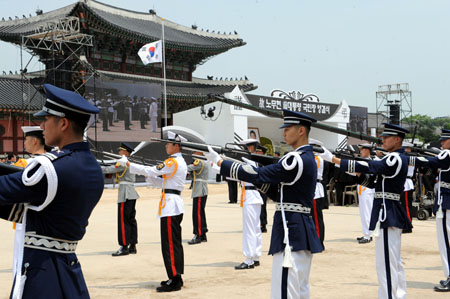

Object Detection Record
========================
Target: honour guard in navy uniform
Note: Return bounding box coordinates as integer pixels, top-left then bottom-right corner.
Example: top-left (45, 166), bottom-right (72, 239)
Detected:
top-left (101, 142), bottom-right (140, 256)
top-left (0, 84), bottom-right (104, 298)
top-left (187, 151), bottom-right (209, 245)
top-left (309, 138), bottom-right (326, 247)
top-left (117, 131), bottom-right (187, 292)
top-left (206, 110), bottom-right (323, 298)
top-left (402, 142), bottom-right (415, 232)
top-left (234, 139), bottom-right (263, 270)
top-left (256, 145), bottom-right (269, 233)
top-left (355, 143), bottom-right (376, 244)
top-left (321, 123), bottom-right (412, 299)
top-left (414, 129), bottom-right (450, 292)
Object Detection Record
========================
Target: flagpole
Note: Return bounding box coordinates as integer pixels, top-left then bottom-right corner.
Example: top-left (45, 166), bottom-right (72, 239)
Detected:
top-left (162, 18), bottom-right (168, 128)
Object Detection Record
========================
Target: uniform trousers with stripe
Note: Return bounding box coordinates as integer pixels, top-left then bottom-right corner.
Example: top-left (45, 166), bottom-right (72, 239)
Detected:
top-left (192, 195), bottom-right (208, 236)
top-left (375, 227), bottom-right (405, 299)
top-left (271, 250), bottom-right (312, 299)
top-left (242, 204), bottom-right (262, 265)
top-left (311, 198), bottom-right (325, 247)
top-left (437, 209), bottom-right (450, 278)
top-left (161, 214), bottom-right (184, 278)
top-left (400, 190), bottom-right (413, 223)
top-left (117, 199), bottom-right (138, 246)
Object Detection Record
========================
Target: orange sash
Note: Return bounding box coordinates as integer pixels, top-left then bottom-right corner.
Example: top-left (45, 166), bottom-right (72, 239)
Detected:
top-left (159, 158), bottom-right (178, 216)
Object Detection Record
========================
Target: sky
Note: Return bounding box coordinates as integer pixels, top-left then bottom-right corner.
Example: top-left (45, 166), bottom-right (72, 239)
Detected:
top-left (0, 0), bottom-right (449, 117)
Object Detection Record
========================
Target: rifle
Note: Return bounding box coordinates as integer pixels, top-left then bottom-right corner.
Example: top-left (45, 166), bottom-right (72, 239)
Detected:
top-left (151, 138), bottom-right (324, 166)
top-left (208, 94), bottom-right (382, 144)
top-left (0, 162), bottom-right (23, 176)
top-left (151, 137), bottom-right (278, 166)
top-left (90, 149), bottom-right (161, 167)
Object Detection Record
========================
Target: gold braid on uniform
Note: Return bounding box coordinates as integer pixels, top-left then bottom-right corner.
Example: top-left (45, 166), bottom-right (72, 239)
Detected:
top-left (114, 166), bottom-right (128, 184)
top-left (192, 159), bottom-right (204, 194)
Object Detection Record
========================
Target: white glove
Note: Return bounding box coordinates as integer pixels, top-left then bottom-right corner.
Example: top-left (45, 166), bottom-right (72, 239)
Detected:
top-left (204, 146), bottom-right (221, 164)
top-left (320, 146), bottom-right (333, 162)
top-left (241, 157), bottom-right (252, 164)
top-left (116, 155), bottom-right (129, 167)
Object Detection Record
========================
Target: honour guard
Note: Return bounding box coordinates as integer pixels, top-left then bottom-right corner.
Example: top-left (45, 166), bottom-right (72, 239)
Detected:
top-left (309, 138), bottom-right (326, 247)
top-left (414, 129), bottom-right (450, 292)
top-left (187, 151), bottom-right (209, 245)
top-left (322, 123), bottom-right (412, 299)
top-left (12, 126), bottom-right (50, 276)
top-left (402, 142), bottom-right (415, 232)
top-left (0, 84), bottom-right (104, 298)
top-left (14, 126), bottom-right (50, 168)
top-left (355, 143), bottom-right (376, 244)
top-left (256, 145), bottom-right (269, 233)
top-left (234, 139), bottom-right (263, 270)
top-left (101, 142), bottom-right (140, 256)
top-left (206, 110), bottom-right (323, 298)
top-left (118, 131), bottom-right (187, 292)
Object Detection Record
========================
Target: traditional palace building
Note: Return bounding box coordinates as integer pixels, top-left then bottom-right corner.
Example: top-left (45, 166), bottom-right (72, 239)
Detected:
top-left (0, 0), bottom-right (256, 153)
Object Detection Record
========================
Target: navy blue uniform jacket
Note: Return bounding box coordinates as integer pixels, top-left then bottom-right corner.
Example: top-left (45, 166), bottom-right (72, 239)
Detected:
top-left (220, 144), bottom-right (323, 255)
top-left (0, 142), bottom-right (104, 299)
top-left (340, 148), bottom-right (412, 231)
top-left (414, 150), bottom-right (450, 212)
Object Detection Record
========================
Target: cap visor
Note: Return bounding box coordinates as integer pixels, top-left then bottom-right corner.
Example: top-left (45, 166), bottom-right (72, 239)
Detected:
top-left (33, 110), bottom-right (51, 117)
top-left (279, 123), bottom-right (293, 129)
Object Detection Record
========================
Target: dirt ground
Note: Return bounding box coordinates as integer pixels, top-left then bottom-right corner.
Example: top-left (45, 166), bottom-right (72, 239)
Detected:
top-left (0, 183), bottom-right (447, 298)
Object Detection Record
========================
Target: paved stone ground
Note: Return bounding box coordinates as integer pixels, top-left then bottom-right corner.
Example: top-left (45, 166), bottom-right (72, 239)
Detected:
top-left (0, 183), bottom-right (447, 298)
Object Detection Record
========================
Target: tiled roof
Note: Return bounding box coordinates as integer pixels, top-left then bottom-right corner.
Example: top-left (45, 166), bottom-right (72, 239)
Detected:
top-left (0, 76), bottom-right (45, 111)
top-left (0, 0), bottom-right (244, 51)
top-left (0, 72), bottom-right (257, 110)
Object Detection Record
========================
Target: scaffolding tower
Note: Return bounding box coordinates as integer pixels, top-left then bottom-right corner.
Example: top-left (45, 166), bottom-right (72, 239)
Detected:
top-left (376, 83), bottom-right (412, 129)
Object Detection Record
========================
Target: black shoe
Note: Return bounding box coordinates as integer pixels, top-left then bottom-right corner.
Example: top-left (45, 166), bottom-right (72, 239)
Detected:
top-left (356, 236), bottom-right (364, 241)
top-left (129, 245), bottom-right (137, 254)
top-left (228, 201), bottom-right (237, 204)
top-left (440, 277), bottom-right (450, 287)
top-left (161, 276), bottom-right (184, 287)
top-left (261, 226), bottom-right (267, 233)
top-left (435, 284), bottom-right (450, 292)
top-left (358, 237), bottom-right (372, 244)
top-left (234, 262), bottom-right (254, 270)
top-left (200, 234), bottom-right (207, 242)
top-left (188, 235), bottom-right (202, 245)
top-left (112, 246), bottom-right (129, 256)
top-left (254, 261), bottom-right (260, 267)
top-left (157, 276), bottom-right (182, 292)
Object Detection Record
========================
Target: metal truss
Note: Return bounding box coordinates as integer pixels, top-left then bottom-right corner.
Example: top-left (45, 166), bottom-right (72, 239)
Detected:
top-left (21, 17), bottom-right (93, 52)
top-left (376, 83), bottom-right (412, 128)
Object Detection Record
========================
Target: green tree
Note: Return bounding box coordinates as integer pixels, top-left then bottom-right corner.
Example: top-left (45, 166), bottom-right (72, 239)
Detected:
top-left (402, 114), bottom-right (445, 143)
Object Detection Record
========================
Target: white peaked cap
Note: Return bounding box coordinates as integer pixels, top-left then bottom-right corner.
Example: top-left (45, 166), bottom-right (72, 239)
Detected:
top-left (21, 126), bottom-right (43, 134)
top-left (167, 131), bottom-right (187, 142)
top-left (240, 138), bottom-right (259, 145)
top-left (309, 138), bottom-right (323, 146)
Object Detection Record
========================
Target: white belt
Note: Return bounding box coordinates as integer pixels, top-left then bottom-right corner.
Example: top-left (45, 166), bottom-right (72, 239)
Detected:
top-left (374, 192), bottom-right (400, 201)
top-left (24, 233), bottom-right (77, 254)
top-left (275, 203), bottom-right (311, 214)
top-left (119, 181), bottom-right (134, 185)
top-left (441, 182), bottom-right (450, 189)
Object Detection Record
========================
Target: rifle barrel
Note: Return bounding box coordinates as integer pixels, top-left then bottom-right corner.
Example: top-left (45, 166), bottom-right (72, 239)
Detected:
top-left (209, 94), bottom-right (381, 144)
